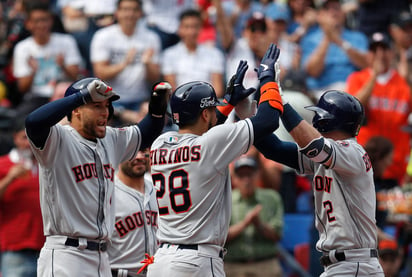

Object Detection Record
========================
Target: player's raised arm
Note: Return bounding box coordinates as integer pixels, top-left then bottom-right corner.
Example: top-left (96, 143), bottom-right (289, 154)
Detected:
top-left (137, 81), bottom-right (171, 149)
top-left (249, 43), bottom-right (284, 139)
top-left (25, 78), bottom-right (119, 148)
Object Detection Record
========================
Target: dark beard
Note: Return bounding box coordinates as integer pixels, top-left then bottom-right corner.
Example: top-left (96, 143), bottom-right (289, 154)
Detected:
top-left (121, 163), bottom-right (146, 178)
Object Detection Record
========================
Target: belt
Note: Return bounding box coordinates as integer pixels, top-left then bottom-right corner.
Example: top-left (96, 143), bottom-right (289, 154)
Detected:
top-left (111, 269), bottom-right (132, 277)
top-left (320, 248), bottom-right (378, 267)
top-left (161, 243), bottom-right (224, 259)
top-left (65, 238), bottom-right (107, 252)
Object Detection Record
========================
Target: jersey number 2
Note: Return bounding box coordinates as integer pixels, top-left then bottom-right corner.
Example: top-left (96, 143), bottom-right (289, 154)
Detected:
top-left (152, 169), bottom-right (192, 215)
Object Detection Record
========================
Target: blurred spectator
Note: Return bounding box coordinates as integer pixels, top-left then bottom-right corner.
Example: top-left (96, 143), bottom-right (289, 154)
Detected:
top-left (300, 0), bottom-right (368, 100)
top-left (108, 149), bottom-right (158, 276)
top-left (363, 136), bottom-right (394, 230)
top-left (91, 0), bottom-right (161, 112)
top-left (389, 11), bottom-right (412, 84)
top-left (221, 0), bottom-right (264, 40)
top-left (57, 0), bottom-right (118, 73)
top-left (356, 0), bottom-right (409, 37)
top-left (161, 9), bottom-right (225, 97)
top-left (142, 0), bottom-right (196, 50)
top-left (196, 0), bottom-right (218, 45)
top-left (347, 32), bottom-right (412, 186)
top-left (265, 2), bottom-right (300, 82)
top-left (12, 2), bottom-right (82, 116)
top-left (221, 12), bottom-right (270, 89)
top-left (286, 0), bottom-right (318, 43)
top-left (224, 155), bottom-right (283, 277)
top-left (0, 118), bottom-right (44, 277)
top-left (378, 239), bottom-right (403, 277)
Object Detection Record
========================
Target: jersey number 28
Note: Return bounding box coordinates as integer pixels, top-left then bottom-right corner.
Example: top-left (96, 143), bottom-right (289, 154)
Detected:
top-left (152, 169), bottom-right (192, 215)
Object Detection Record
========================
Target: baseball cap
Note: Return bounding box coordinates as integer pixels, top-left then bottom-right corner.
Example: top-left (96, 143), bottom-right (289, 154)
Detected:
top-left (378, 239), bottom-right (399, 257)
top-left (234, 156), bottom-right (258, 172)
top-left (368, 32), bottom-right (391, 50)
top-left (265, 3), bottom-right (291, 22)
top-left (392, 11), bottom-right (412, 29)
top-left (245, 12), bottom-right (267, 32)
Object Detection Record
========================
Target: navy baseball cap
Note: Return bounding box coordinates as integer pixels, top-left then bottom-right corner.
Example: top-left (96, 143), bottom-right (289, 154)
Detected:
top-left (392, 11), bottom-right (412, 29)
top-left (246, 12), bottom-right (267, 32)
top-left (234, 156), bottom-right (258, 172)
top-left (368, 32), bottom-right (391, 50)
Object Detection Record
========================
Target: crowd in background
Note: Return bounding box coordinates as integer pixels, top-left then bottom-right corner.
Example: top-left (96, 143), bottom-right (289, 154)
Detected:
top-left (1, 0), bottom-right (412, 276)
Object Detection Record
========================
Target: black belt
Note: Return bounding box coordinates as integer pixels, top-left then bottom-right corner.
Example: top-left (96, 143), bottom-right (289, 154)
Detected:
top-left (320, 249), bottom-right (378, 267)
top-left (161, 243), bottom-right (224, 258)
top-left (111, 269), bottom-right (132, 277)
top-left (65, 238), bottom-right (107, 252)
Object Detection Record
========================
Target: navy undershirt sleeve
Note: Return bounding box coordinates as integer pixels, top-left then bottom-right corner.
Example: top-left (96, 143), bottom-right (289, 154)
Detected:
top-left (250, 102), bottom-right (280, 139)
top-left (137, 115), bottom-right (165, 149)
top-left (254, 133), bottom-right (299, 170)
top-left (25, 93), bottom-right (84, 148)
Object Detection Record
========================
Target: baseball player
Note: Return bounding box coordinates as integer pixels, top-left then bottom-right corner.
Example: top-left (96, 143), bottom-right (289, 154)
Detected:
top-left (108, 149), bottom-right (158, 277)
top-left (147, 44), bottom-right (284, 277)
top-left (24, 78), bottom-right (170, 277)
top-left (255, 84), bottom-right (385, 275)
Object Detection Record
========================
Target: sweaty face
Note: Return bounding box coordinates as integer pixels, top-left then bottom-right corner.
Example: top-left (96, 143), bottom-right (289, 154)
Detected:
top-left (121, 150), bottom-right (149, 178)
top-left (77, 101), bottom-right (110, 140)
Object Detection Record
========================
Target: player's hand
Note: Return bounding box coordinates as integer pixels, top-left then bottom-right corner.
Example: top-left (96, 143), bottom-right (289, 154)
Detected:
top-left (225, 60), bottom-right (256, 106)
top-left (255, 43), bottom-right (280, 81)
top-left (149, 81), bottom-right (172, 118)
top-left (84, 79), bottom-right (117, 103)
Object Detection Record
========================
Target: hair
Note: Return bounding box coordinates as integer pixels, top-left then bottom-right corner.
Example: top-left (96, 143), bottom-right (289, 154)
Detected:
top-left (24, 1), bottom-right (51, 16)
top-left (12, 117), bottom-right (26, 133)
top-left (117, 0), bottom-right (142, 9)
top-left (364, 136), bottom-right (393, 166)
top-left (179, 9), bottom-right (202, 22)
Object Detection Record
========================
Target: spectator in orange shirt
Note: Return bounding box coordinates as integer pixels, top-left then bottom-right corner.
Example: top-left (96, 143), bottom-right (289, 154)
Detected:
top-left (346, 32), bottom-right (412, 186)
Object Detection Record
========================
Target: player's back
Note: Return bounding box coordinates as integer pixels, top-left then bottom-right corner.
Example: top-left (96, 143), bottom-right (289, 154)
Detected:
top-left (150, 121), bottom-right (253, 246)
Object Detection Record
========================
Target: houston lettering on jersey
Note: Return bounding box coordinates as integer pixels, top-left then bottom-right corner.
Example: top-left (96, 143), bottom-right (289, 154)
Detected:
top-left (150, 145), bottom-right (201, 166)
top-left (71, 163), bottom-right (115, 182)
top-left (115, 210), bottom-right (158, 237)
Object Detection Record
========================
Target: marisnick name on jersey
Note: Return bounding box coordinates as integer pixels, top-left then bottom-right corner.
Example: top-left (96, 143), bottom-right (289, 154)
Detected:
top-left (150, 145), bottom-right (201, 166)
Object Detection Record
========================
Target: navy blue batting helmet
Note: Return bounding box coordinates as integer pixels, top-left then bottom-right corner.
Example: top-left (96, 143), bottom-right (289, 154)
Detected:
top-left (64, 77), bottom-right (119, 121)
top-left (305, 90), bottom-right (364, 136)
top-left (170, 81), bottom-right (225, 126)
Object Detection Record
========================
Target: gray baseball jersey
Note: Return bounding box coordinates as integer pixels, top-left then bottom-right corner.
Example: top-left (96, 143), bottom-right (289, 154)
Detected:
top-left (150, 119), bottom-right (254, 247)
top-left (297, 138), bottom-right (378, 251)
top-left (109, 174), bottom-right (158, 274)
top-left (29, 124), bottom-right (141, 240)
